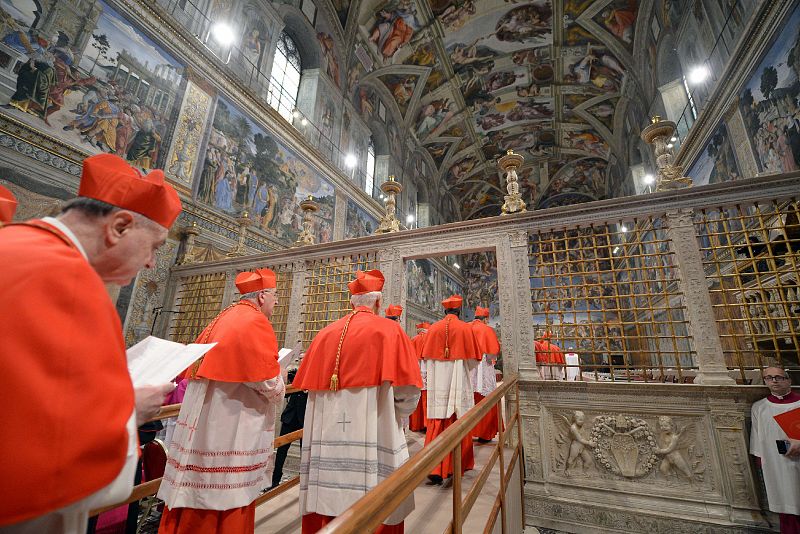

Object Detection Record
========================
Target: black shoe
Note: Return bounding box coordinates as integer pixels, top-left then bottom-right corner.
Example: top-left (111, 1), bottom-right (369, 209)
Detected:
top-left (426, 475), bottom-right (443, 485)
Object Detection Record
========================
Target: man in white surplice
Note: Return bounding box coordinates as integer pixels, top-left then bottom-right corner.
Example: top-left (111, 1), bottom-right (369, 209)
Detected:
top-left (750, 367), bottom-right (800, 533)
top-left (292, 269), bottom-right (422, 533)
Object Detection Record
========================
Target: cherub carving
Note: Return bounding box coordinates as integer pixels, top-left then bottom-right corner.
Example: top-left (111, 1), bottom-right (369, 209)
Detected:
top-left (654, 416), bottom-right (696, 481)
top-left (555, 410), bottom-right (595, 475)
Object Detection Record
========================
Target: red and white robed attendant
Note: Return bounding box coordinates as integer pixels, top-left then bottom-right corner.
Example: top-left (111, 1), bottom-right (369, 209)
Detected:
top-left (421, 295), bottom-right (482, 483)
top-left (0, 154), bottom-right (181, 533)
top-left (158, 269), bottom-right (286, 534)
top-left (293, 270), bottom-right (422, 533)
top-left (408, 322), bottom-right (430, 432)
top-left (470, 306), bottom-right (501, 442)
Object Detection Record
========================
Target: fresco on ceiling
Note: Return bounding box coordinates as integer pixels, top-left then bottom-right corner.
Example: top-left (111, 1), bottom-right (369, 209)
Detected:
top-left (587, 99), bottom-right (617, 131)
top-left (316, 32), bottom-right (341, 88)
top-left (406, 259), bottom-right (438, 312)
top-left (345, 199), bottom-right (378, 239)
top-left (474, 97), bottom-right (554, 133)
top-left (660, 0), bottom-right (687, 30)
top-left (198, 96), bottom-right (335, 243)
top-left (378, 73), bottom-right (419, 117)
top-left (593, 0), bottom-right (638, 50)
top-left (462, 251), bottom-right (499, 319)
top-left (441, 121), bottom-right (465, 138)
top-left (367, 0), bottom-right (421, 63)
top-left (540, 157), bottom-right (607, 206)
top-left (738, 3), bottom-right (800, 174)
top-left (0, 0), bottom-right (184, 172)
top-left (561, 125), bottom-right (609, 158)
top-left (485, 68), bottom-right (527, 93)
top-left (387, 118), bottom-right (401, 156)
top-left (518, 166), bottom-right (545, 205)
top-left (426, 141), bottom-right (452, 168)
top-left (415, 97), bottom-right (455, 139)
top-left (346, 63), bottom-right (363, 97)
top-left (687, 123), bottom-right (742, 186)
top-left (431, 0), bottom-right (477, 31)
top-left (353, 84), bottom-right (378, 121)
top-left (445, 153), bottom-right (479, 186)
top-left (332, 0), bottom-right (352, 29)
top-left (563, 46), bottom-right (625, 92)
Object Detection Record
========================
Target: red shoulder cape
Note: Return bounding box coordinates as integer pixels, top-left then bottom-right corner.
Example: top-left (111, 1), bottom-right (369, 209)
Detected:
top-left (411, 332), bottom-right (427, 360)
top-left (421, 315), bottom-right (482, 361)
top-left (0, 221), bottom-right (134, 524)
top-left (293, 307), bottom-right (422, 391)
top-left (191, 300), bottom-right (280, 382)
top-left (535, 339), bottom-right (565, 364)
top-left (471, 320), bottom-right (500, 356)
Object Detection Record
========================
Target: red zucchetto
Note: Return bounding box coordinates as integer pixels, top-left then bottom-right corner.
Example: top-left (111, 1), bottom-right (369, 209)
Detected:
top-left (348, 269), bottom-right (385, 295)
top-left (0, 184), bottom-right (17, 224)
top-left (386, 304), bottom-right (403, 317)
top-left (78, 153), bottom-right (182, 228)
top-left (235, 268), bottom-right (277, 293)
top-left (441, 295), bottom-right (463, 309)
top-left (475, 306), bottom-right (489, 317)
top-left (416, 322), bottom-right (430, 330)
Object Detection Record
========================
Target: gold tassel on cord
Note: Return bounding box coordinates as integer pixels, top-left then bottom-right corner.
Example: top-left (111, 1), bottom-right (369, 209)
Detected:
top-left (330, 373), bottom-right (339, 392)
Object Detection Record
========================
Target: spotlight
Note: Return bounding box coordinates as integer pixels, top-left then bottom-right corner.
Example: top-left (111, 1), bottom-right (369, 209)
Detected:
top-left (643, 174), bottom-right (655, 185)
top-left (613, 247), bottom-right (620, 254)
top-left (292, 109), bottom-right (301, 119)
top-left (666, 143), bottom-right (674, 149)
top-left (301, 118), bottom-right (308, 126)
top-left (688, 65), bottom-right (709, 85)
top-left (406, 214), bottom-right (415, 223)
top-left (670, 136), bottom-right (677, 142)
top-left (210, 22), bottom-right (236, 46)
top-left (344, 153), bottom-right (357, 168)
top-left (453, 263), bottom-right (460, 269)
top-left (379, 194), bottom-right (385, 200)
top-left (620, 225), bottom-right (628, 233)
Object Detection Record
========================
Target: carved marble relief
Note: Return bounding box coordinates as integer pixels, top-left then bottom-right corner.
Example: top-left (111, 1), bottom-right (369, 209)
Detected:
top-left (548, 409), bottom-right (711, 490)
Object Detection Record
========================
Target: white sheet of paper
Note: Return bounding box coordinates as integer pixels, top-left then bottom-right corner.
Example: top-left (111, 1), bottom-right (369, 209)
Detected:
top-left (127, 335), bottom-right (217, 388)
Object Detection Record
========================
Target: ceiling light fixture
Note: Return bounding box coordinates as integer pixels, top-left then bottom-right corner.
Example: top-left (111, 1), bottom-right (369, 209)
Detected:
top-left (292, 109), bottom-right (301, 119)
top-left (620, 225), bottom-right (628, 233)
top-left (300, 118), bottom-right (308, 126)
top-left (453, 263), bottom-right (460, 269)
top-left (406, 214), bottom-right (415, 223)
top-left (643, 174), bottom-right (655, 185)
top-left (344, 153), bottom-right (357, 168)
top-left (688, 65), bottom-right (710, 85)
top-left (666, 143), bottom-right (674, 149)
top-left (210, 22), bottom-right (236, 46)
top-left (670, 136), bottom-right (678, 142)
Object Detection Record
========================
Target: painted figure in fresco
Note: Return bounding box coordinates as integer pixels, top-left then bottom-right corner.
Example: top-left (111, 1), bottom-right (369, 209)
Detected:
top-left (438, 0), bottom-right (476, 30)
top-left (215, 171), bottom-right (235, 211)
top-left (199, 148), bottom-right (220, 204)
top-left (416, 98), bottom-right (452, 138)
top-left (486, 71), bottom-right (523, 92)
top-left (494, 3), bottom-right (552, 43)
top-left (369, 1), bottom-right (418, 61)
top-left (243, 28), bottom-right (263, 70)
top-left (126, 117), bottom-right (161, 170)
top-left (317, 32), bottom-right (340, 87)
top-left (602, 1), bottom-right (638, 43)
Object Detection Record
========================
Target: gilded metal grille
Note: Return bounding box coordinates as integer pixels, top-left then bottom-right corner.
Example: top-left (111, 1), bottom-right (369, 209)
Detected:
top-left (528, 218), bottom-right (696, 382)
top-left (301, 252), bottom-right (378, 348)
top-left (695, 200), bottom-right (800, 382)
top-left (169, 272), bottom-right (227, 344)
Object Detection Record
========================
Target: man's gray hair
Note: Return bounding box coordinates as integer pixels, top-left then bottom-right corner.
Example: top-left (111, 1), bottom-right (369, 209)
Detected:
top-left (62, 197), bottom-right (162, 230)
top-left (240, 287), bottom-right (276, 301)
top-left (350, 291), bottom-right (382, 308)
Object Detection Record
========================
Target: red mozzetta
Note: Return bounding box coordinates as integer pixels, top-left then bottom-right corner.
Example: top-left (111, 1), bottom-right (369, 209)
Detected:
top-left (0, 221), bottom-right (134, 525)
top-left (421, 315), bottom-right (482, 361)
top-left (293, 306), bottom-right (421, 391)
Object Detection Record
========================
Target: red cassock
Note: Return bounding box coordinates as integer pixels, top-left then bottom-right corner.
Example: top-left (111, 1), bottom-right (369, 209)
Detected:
top-left (470, 321), bottom-right (502, 441)
top-left (159, 300), bottom-right (281, 534)
top-left (293, 306), bottom-right (421, 534)
top-left (535, 339), bottom-right (565, 364)
top-left (0, 221), bottom-right (134, 526)
top-left (422, 315), bottom-right (482, 478)
top-left (408, 332), bottom-right (428, 432)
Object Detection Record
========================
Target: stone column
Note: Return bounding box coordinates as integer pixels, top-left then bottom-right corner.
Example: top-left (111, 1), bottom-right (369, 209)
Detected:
top-left (378, 247), bottom-right (403, 307)
top-left (666, 208), bottom-right (735, 384)
top-left (497, 230), bottom-right (539, 380)
top-left (285, 260), bottom-right (308, 348)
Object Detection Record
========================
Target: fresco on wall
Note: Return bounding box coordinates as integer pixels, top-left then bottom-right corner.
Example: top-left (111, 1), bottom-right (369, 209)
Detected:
top-left (415, 97), bottom-right (455, 139)
top-left (407, 258), bottom-right (437, 312)
top-left (367, 0), bottom-right (421, 63)
top-left (563, 46), bottom-right (625, 92)
top-left (462, 251), bottom-right (499, 319)
top-left (317, 32), bottom-right (341, 88)
top-left (442, 273), bottom-right (462, 300)
top-left (344, 199), bottom-right (378, 239)
top-left (198, 97), bottom-right (335, 243)
top-left (0, 0), bottom-right (184, 171)
top-left (687, 123), bottom-right (742, 186)
top-left (738, 3), bottom-right (800, 174)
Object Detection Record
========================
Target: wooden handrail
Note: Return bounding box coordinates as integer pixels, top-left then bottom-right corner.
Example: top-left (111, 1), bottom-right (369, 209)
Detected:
top-left (89, 428), bottom-right (304, 517)
top-left (318, 374), bottom-right (521, 533)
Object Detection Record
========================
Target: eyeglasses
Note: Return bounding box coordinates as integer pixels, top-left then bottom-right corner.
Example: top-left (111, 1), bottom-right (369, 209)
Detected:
top-left (763, 375), bottom-right (789, 382)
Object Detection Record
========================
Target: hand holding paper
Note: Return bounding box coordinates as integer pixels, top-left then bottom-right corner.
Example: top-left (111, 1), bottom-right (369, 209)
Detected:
top-left (127, 335), bottom-right (217, 388)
